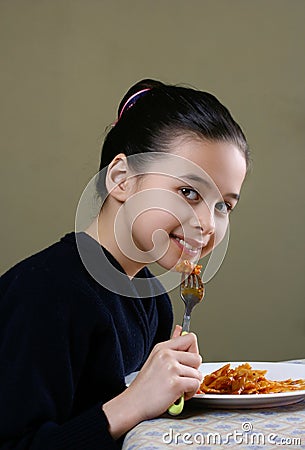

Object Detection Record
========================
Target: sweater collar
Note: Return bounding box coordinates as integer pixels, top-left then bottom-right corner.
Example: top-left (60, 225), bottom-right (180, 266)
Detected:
top-left (61, 232), bottom-right (155, 297)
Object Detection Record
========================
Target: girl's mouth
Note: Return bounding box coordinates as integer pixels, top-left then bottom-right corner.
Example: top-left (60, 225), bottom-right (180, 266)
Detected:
top-left (170, 234), bottom-right (203, 257)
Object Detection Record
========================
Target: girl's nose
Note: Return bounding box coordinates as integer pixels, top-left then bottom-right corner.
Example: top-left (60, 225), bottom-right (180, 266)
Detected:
top-left (189, 202), bottom-right (215, 236)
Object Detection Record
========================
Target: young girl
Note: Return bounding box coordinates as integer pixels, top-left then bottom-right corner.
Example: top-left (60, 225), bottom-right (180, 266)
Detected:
top-left (0, 79), bottom-right (250, 449)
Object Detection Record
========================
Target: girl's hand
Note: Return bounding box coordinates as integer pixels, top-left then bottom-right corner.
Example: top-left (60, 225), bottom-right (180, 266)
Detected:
top-left (103, 328), bottom-right (202, 439)
top-left (129, 329), bottom-right (202, 415)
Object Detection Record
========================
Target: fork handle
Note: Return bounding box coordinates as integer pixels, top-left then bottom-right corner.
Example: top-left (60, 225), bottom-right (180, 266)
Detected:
top-left (182, 314), bottom-right (191, 334)
top-left (167, 331), bottom-right (188, 415)
top-left (168, 394), bottom-right (184, 416)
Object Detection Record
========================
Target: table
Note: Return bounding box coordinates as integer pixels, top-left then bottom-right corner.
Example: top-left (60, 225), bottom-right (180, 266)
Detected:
top-left (122, 360), bottom-right (305, 450)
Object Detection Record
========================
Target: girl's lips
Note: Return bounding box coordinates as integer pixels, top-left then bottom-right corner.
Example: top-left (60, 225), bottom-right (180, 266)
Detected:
top-left (170, 234), bottom-right (205, 256)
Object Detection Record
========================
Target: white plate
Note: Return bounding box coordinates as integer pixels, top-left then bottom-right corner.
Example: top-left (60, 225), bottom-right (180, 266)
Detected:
top-left (125, 361), bottom-right (305, 409)
top-left (193, 361), bottom-right (305, 409)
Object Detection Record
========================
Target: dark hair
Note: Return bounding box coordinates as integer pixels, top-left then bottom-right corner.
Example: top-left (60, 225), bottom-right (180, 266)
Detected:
top-left (97, 78), bottom-right (250, 196)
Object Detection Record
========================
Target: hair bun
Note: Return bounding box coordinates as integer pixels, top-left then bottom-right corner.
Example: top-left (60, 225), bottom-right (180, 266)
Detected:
top-left (117, 78), bottom-right (164, 118)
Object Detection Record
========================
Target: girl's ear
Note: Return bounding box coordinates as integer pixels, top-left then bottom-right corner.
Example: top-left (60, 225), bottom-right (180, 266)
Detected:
top-left (105, 153), bottom-right (131, 202)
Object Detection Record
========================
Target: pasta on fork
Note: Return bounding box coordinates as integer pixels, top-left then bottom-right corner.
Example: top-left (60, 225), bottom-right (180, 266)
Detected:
top-left (175, 260), bottom-right (202, 275)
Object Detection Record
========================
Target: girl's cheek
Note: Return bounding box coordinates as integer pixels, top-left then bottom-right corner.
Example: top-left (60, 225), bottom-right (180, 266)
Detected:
top-left (206, 218), bottom-right (228, 251)
top-left (199, 220), bottom-right (228, 262)
top-left (214, 219), bottom-right (229, 246)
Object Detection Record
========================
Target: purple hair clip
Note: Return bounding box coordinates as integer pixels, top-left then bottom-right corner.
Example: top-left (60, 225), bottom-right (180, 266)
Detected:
top-left (117, 88), bottom-right (151, 121)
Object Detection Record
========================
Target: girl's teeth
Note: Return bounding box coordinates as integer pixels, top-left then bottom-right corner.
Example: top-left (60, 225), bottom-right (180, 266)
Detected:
top-left (176, 237), bottom-right (196, 251)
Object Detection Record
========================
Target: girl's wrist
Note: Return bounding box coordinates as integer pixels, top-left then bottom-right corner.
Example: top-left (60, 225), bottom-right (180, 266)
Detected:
top-left (102, 389), bottom-right (142, 440)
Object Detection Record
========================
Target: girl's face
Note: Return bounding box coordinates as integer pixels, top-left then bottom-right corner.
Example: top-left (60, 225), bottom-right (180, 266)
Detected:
top-left (117, 136), bottom-right (247, 272)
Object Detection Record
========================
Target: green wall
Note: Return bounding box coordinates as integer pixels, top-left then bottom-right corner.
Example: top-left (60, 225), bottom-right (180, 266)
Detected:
top-left (1, 0), bottom-right (304, 361)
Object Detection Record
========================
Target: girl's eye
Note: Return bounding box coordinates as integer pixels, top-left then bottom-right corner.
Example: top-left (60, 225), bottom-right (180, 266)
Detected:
top-left (215, 201), bottom-right (233, 214)
top-left (180, 187), bottom-right (200, 201)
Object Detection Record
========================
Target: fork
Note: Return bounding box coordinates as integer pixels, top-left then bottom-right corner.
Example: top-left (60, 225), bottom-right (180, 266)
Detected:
top-left (168, 272), bottom-right (205, 415)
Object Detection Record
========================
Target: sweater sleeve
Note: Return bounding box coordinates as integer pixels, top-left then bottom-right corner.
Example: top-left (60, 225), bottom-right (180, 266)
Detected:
top-left (0, 268), bottom-right (123, 450)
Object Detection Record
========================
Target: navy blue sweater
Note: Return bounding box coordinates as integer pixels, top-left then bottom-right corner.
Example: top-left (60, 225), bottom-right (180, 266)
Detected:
top-left (0, 232), bottom-right (173, 449)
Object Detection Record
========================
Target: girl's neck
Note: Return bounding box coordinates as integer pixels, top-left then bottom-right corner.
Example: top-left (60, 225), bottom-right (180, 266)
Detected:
top-left (85, 203), bottom-right (146, 279)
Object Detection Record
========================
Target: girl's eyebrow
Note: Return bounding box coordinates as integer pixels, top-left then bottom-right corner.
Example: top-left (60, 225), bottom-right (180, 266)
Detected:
top-left (180, 173), bottom-right (240, 201)
top-left (227, 193), bottom-right (240, 201)
top-left (179, 173), bottom-right (212, 189)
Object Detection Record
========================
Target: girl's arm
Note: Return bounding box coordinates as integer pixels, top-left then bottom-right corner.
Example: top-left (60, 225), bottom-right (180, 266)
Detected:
top-left (103, 331), bottom-right (202, 439)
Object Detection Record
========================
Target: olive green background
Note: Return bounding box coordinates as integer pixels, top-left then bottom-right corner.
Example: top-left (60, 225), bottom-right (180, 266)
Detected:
top-left (1, 0), bottom-right (304, 362)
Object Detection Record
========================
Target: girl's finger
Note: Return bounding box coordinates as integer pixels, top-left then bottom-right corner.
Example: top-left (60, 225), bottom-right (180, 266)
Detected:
top-left (171, 376), bottom-right (201, 402)
top-left (176, 364), bottom-right (202, 381)
top-left (175, 350), bottom-right (202, 369)
top-left (159, 332), bottom-right (199, 354)
top-left (171, 324), bottom-right (182, 338)
top-left (184, 379), bottom-right (202, 400)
